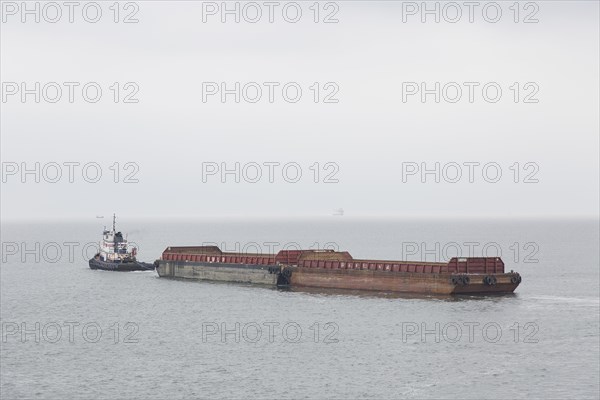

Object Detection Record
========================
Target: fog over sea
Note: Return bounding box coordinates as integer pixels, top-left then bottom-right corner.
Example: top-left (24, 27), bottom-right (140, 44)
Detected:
top-left (1, 218), bottom-right (599, 399)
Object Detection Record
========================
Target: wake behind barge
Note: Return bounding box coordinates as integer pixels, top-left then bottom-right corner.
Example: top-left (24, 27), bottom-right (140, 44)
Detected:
top-left (156, 246), bottom-right (521, 295)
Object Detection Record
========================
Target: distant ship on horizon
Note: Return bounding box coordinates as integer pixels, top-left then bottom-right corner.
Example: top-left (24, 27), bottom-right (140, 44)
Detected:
top-left (332, 208), bottom-right (344, 216)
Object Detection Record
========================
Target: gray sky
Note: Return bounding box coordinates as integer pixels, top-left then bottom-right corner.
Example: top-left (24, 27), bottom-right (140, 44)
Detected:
top-left (1, 1), bottom-right (599, 220)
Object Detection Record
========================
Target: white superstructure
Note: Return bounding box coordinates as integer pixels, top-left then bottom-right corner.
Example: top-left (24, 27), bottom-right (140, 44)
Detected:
top-left (97, 214), bottom-right (136, 262)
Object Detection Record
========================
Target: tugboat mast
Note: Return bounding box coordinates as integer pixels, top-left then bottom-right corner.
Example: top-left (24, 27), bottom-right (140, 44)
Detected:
top-left (113, 213), bottom-right (116, 232)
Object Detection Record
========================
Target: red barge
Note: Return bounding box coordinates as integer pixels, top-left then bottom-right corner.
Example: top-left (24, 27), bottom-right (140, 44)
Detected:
top-left (156, 246), bottom-right (521, 295)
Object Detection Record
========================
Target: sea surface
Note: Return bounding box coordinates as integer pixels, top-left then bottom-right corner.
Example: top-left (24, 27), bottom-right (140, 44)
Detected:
top-left (1, 218), bottom-right (599, 400)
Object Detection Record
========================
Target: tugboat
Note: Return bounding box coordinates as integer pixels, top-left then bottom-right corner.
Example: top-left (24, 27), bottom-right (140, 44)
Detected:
top-left (89, 214), bottom-right (155, 271)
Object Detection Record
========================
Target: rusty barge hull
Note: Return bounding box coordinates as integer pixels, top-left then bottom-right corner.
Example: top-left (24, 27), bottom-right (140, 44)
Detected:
top-left (156, 246), bottom-right (522, 295)
top-left (288, 267), bottom-right (518, 295)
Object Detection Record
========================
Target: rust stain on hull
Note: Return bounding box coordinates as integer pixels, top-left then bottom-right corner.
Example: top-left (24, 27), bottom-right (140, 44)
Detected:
top-left (288, 268), bottom-right (519, 295)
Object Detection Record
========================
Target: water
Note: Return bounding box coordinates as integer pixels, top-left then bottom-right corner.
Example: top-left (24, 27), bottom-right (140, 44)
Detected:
top-left (1, 218), bottom-right (599, 399)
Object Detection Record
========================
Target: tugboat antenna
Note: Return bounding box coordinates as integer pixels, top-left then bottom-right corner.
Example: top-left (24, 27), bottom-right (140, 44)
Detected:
top-left (113, 213), bottom-right (116, 232)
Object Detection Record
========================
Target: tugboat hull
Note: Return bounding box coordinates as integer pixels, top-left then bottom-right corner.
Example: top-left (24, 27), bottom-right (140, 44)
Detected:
top-left (89, 258), bottom-right (155, 272)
